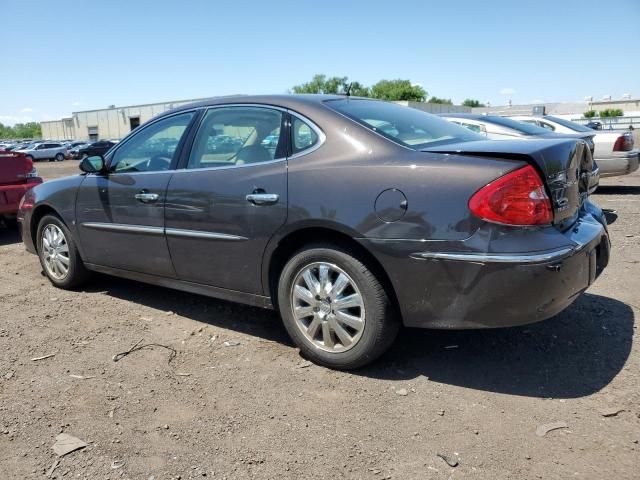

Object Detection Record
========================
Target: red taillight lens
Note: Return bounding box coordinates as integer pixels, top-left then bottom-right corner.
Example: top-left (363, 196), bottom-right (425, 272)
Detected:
top-left (613, 134), bottom-right (633, 152)
top-left (469, 165), bottom-right (553, 226)
top-left (19, 189), bottom-right (36, 211)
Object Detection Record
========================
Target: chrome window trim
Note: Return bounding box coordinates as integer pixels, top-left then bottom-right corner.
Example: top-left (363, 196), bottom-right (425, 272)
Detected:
top-left (174, 157), bottom-right (286, 174)
top-left (410, 247), bottom-right (575, 264)
top-left (165, 228), bottom-right (247, 241)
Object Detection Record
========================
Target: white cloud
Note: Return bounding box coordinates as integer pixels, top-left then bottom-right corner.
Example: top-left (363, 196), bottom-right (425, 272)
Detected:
top-left (21, 107), bottom-right (34, 113)
top-left (72, 101), bottom-right (84, 106)
top-left (499, 87), bottom-right (516, 95)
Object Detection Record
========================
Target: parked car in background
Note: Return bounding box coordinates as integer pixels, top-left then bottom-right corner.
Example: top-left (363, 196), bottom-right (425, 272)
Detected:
top-left (18, 95), bottom-right (609, 369)
top-left (440, 114), bottom-right (599, 192)
top-left (68, 143), bottom-right (91, 159)
top-left (16, 142), bottom-right (68, 162)
top-left (1, 150), bottom-right (43, 226)
top-left (75, 141), bottom-right (116, 159)
top-left (586, 121), bottom-right (602, 130)
top-left (511, 115), bottom-right (639, 178)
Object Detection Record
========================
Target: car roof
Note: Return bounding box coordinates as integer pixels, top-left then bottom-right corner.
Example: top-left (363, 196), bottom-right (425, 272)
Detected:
top-left (163, 94), bottom-right (354, 117)
top-left (438, 113), bottom-right (494, 120)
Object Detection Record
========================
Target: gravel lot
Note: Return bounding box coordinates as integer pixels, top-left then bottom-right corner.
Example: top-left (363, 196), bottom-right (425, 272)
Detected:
top-left (1, 161), bottom-right (638, 479)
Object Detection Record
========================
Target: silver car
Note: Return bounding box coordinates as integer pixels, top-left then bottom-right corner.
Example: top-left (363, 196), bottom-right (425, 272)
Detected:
top-left (510, 115), bottom-right (639, 178)
top-left (17, 142), bottom-right (68, 162)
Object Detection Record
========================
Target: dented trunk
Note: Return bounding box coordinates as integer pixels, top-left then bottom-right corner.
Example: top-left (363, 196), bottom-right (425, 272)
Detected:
top-left (423, 138), bottom-right (594, 230)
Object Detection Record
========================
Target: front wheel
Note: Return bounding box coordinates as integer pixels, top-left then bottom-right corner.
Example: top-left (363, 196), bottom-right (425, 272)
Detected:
top-left (37, 214), bottom-right (90, 289)
top-left (277, 245), bottom-right (399, 370)
top-left (55, 153), bottom-right (64, 162)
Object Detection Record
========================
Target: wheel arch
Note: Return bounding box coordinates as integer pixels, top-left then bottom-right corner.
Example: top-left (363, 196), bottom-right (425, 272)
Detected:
top-left (30, 205), bottom-right (66, 253)
top-left (265, 226), bottom-right (400, 317)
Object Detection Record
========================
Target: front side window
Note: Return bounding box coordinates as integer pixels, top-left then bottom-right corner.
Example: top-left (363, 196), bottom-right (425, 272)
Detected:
top-left (110, 112), bottom-right (194, 173)
top-left (326, 99), bottom-right (483, 149)
top-left (187, 106), bottom-right (284, 169)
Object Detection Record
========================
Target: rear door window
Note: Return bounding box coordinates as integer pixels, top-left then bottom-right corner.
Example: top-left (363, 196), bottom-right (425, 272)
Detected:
top-left (187, 106), bottom-right (285, 169)
top-left (291, 117), bottom-right (319, 154)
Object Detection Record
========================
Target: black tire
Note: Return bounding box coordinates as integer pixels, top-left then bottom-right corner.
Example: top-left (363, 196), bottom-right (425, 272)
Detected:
top-left (25, 155), bottom-right (34, 162)
top-left (36, 214), bottom-right (90, 289)
top-left (277, 244), bottom-right (399, 370)
top-left (55, 153), bottom-right (64, 162)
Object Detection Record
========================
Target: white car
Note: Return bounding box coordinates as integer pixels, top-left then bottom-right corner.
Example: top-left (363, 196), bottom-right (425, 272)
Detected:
top-left (16, 142), bottom-right (68, 162)
top-left (510, 115), bottom-right (639, 178)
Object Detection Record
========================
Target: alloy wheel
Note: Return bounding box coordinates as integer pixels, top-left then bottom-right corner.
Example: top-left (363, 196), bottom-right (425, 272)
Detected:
top-left (290, 262), bottom-right (365, 353)
top-left (41, 224), bottom-right (70, 280)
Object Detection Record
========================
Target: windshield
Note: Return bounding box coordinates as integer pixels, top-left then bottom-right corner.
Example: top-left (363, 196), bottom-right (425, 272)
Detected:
top-left (545, 116), bottom-right (593, 133)
top-left (481, 116), bottom-right (551, 135)
top-left (325, 99), bottom-right (483, 149)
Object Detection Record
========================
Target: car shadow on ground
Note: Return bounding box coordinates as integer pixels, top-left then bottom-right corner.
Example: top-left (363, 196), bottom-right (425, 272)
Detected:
top-left (596, 185), bottom-right (640, 195)
top-left (0, 225), bottom-right (21, 246)
top-left (361, 293), bottom-right (634, 399)
top-left (85, 275), bottom-right (293, 345)
top-left (90, 275), bottom-right (633, 399)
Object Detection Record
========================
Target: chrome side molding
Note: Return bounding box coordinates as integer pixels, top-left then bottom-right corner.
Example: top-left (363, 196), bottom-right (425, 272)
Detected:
top-left (411, 247), bottom-right (575, 264)
top-left (81, 223), bottom-right (247, 241)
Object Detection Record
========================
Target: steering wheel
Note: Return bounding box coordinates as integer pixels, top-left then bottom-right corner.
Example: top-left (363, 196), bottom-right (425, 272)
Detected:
top-left (147, 155), bottom-right (172, 171)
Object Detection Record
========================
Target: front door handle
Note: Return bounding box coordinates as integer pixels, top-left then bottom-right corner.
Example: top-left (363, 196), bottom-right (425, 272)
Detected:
top-left (246, 193), bottom-right (279, 206)
top-left (134, 192), bottom-right (159, 203)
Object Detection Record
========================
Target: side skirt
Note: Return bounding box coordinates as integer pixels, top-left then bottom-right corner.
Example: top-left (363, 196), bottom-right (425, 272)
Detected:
top-left (84, 263), bottom-right (274, 309)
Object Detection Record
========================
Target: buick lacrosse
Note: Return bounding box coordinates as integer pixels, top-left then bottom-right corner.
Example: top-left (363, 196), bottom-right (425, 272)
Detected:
top-left (19, 95), bottom-right (610, 369)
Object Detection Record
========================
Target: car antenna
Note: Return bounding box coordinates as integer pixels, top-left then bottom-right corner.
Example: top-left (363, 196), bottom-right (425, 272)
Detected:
top-left (344, 82), bottom-right (353, 97)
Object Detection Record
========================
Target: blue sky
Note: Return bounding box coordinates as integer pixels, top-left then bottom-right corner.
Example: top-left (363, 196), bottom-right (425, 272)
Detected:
top-left (1, 0), bottom-right (638, 125)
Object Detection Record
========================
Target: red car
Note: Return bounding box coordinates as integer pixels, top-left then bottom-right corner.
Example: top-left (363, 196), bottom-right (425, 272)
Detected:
top-left (0, 150), bottom-right (43, 225)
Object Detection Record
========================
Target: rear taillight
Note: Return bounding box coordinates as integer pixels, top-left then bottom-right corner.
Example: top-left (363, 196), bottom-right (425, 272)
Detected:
top-left (19, 189), bottom-right (35, 211)
top-left (469, 165), bottom-right (553, 226)
top-left (613, 134), bottom-right (634, 152)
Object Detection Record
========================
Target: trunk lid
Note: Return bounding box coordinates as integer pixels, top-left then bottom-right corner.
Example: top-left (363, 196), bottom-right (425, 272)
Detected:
top-left (423, 138), bottom-right (594, 230)
top-left (0, 150), bottom-right (34, 185)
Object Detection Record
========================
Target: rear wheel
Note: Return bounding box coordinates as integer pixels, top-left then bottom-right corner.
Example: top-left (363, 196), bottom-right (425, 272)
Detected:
top-left (25, 155), bottom-right (34, 162)
top-left (37, 214), bottom-right (90, 289)
top-left (277, 244), bottom-right (399, 370)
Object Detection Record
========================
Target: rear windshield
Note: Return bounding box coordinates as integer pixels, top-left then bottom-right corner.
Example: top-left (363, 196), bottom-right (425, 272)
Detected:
top-left (325, 99), bottom-right (483, 149)
top-left (545, 116), bottom-right (593, 133)
top-left (483, 116), bottom-right (551, 135)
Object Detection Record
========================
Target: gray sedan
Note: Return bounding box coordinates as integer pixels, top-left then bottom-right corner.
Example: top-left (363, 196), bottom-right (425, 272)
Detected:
top-left (18, 95), bottom-right (610, 369)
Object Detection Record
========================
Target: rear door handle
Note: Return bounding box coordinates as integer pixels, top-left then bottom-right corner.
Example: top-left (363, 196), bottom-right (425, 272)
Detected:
top-left (246, 193), bottom-right (279, 206)
top-left (134, 192), bottom-right (159, 203)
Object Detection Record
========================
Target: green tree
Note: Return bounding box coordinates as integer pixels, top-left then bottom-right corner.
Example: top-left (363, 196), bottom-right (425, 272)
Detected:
top-left (0, 121), bottom-right (41, 139)
top-left (291, 75), bottom-right (371, 96)
top-left (462, 98), bottom-right (485, 108)
top-left (599, 108), bottom-right (623, 118)
top-left (428, 96), bottom-right (453, 105)
top-left (370, 79), bottom-right (427, 102)
top-left (583, 110), bottom-right (597, 118)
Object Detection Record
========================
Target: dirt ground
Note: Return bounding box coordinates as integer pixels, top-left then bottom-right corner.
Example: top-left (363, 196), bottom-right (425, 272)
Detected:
top-left (1, 161), bottom-right (638, 479)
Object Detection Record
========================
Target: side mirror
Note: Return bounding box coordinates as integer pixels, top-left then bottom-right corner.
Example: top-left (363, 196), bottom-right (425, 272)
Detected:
top-left (79, 155), bottom-right (105, 174)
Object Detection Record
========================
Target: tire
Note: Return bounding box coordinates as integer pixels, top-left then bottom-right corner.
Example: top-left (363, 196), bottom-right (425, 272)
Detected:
top-left (25, 155), bottom-right (34, 162)
top-left (277, 244), bottom-right (399, 370)
top-left (36, 214), bottom-right (90, 289)
top-left (55, 153), bottom-right (64, 162)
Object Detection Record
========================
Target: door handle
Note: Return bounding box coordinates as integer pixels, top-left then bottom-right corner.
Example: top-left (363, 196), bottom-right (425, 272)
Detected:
top-left (246, 193), bottom-right (279, 206)
top-left (134, 192), bottom-right (159, 203)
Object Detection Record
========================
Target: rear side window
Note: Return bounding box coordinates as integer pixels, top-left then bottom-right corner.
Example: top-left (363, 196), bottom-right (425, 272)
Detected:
top-left (326, 99), bottom-right (483, 149)
top-left (291, 117), bottom-right (319, 154)
top-left (187, 106), bottom-right (285, 169)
